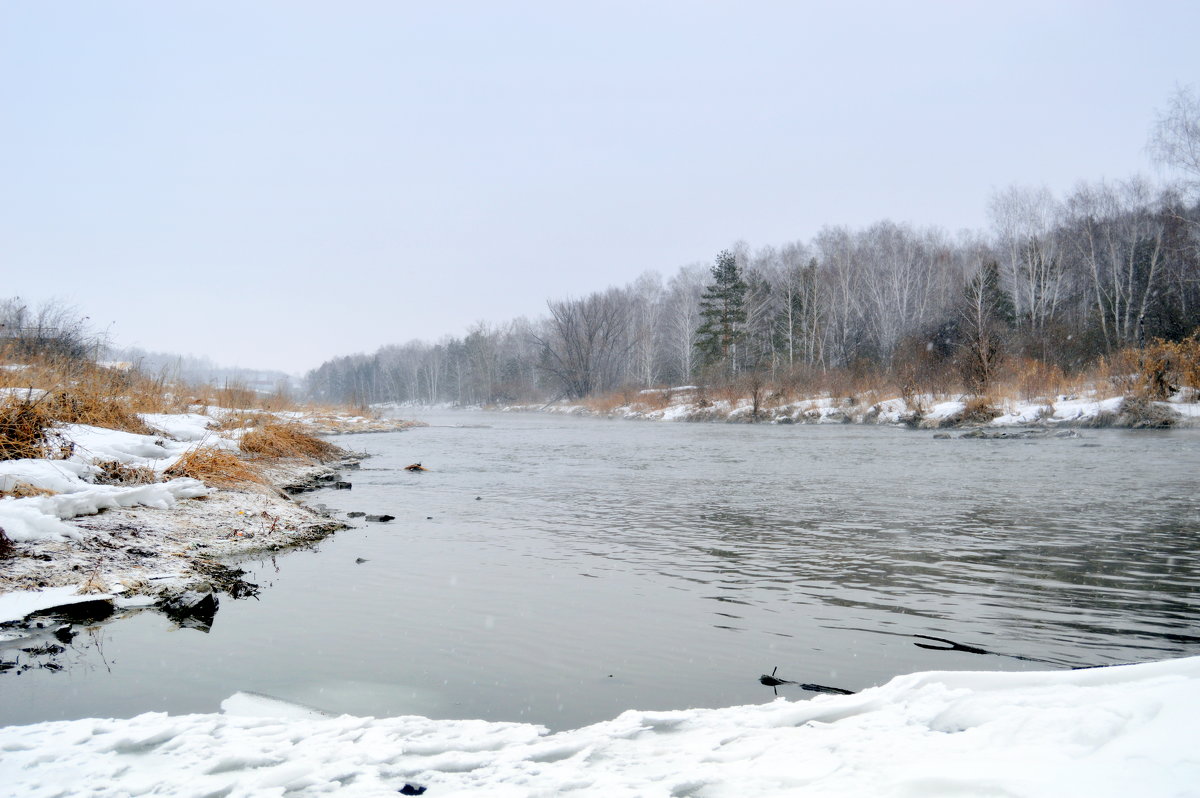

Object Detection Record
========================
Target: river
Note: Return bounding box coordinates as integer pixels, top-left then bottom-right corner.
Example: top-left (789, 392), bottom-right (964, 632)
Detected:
top-left (3, 411), bottom-right (1199, 731)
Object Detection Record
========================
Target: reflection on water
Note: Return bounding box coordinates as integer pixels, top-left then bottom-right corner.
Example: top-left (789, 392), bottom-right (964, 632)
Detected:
top-left (2, 413), bottom-right (1198, 730)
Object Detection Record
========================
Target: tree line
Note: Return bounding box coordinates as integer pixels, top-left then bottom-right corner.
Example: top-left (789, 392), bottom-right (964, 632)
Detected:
top-left (306, 91), bottom-right (1200, 406)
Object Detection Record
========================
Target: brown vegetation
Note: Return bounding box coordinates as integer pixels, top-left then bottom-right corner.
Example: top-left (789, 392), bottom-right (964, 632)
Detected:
top-left (0, 481), bottom-right (57, 498)
top-left (0, 397), bottom-right (54, 460)
top-left (240, 422), bottom-right (344, 462)
top-left (164, 445), bottom-right (266, 488)
top-left (94, 460), bottom-right (159, 486)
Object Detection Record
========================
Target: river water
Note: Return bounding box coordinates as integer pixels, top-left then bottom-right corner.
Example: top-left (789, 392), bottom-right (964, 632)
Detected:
top-left (3, 411), bottom-right (1199, 730)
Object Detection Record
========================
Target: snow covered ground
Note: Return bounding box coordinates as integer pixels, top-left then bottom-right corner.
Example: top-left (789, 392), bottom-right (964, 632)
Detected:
top-left (506, 386), bottom-right (1200, 428)
top-left (0, 406), bottom-right (415, 609)
top-left (1, 656), bottom-right (1196, 797)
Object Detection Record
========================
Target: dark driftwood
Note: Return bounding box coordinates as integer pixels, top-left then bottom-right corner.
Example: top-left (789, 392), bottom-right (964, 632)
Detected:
top-left (759, 666), bottom-right (855, 696)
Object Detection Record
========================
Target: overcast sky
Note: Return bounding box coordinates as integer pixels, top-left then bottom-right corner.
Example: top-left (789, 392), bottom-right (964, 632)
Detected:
top-left (2, 1), bottom-right (1197, 374)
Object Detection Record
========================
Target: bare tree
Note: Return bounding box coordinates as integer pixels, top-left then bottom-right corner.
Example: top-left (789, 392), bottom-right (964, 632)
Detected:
top-left (1150, 85), bottom-right (1200, 193)
top-left (1065, 179), bottom-right (1171, 349)
top-left (662, 265), bottom-right (706, 384)
top-left (988, 186), bottom-right (1066, 334)
top-left (533, 290), bottom-right (632, 399)
top-left (814, 226), bottom-right (864, 368)
top-left (628, 272), bottom-right (665, 387)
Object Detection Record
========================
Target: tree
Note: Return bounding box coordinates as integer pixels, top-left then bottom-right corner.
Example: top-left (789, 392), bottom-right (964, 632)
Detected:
top-left (533, 290), bottom-right (631, 399)
top-left (773, 249), bottom-right (823, 369)
top-left (694, 250), bottom-right (748, 372)
top-left (662, 265), bottom-right (706, 384)
top-left (958, 260), bottom-right (1015, 392)
top-left (988, 185), bottom-right (1066, 336)
top-left (1065, 179), bottom-right (1170, 351)
top-left (1150, 85), bottom-right (1200, 193)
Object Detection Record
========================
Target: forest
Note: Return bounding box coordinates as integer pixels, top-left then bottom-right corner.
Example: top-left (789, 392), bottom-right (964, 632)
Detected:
top-left (306, 93), bottom-right (1200, 408)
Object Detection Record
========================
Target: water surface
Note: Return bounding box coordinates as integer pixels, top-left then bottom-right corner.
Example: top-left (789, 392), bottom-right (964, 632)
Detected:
top-left (3, 412), bottom-right (1198, 730)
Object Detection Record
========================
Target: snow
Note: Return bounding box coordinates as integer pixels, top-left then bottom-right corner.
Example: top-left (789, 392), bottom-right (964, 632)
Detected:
top-left (0, 416), bottom-right (228, 546)
top-left (0, 458), bottom-right (96, 494)
top-left (0, 585), bottom-right (114, 625)
top-left (1049, 396), bottom-right (1125, 422)
top-left (0, 478), bottom-right (208, 542)
top-left (139, 411), bottom-right (218, 441)
top-left (924, 400), bottom-right (966, 421)
top-left (0, 386), bottom-right (47, 401)
top-left (505, 388), bottom-right (1200, 429)
top-left (60, 422), bottom-right (204, 471)
top-left (1, 657), bottom-right (1196, 797)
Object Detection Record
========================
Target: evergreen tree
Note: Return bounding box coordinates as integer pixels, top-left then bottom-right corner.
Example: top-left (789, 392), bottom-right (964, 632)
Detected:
top-left (695, 250), bottom-right (749, 371)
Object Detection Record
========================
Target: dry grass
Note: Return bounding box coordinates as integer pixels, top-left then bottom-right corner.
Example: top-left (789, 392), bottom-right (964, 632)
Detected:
top-left (164, 445), bottom-right (266, 488)
top-left (42, 388), bottom-right (155, 434)
top-left (1099, 333), bottom-right (1200, 400)
top-left (240, 422), bottom-right (344, 462)
top-left (999, 357), bottom-right (1072, 402)
top-left (0, 350), bottom-right (181, 436)
top-left (959, 396), bottom-right (1002, 424)
top-left (0, 481), bottom-right (57, 498)
top-left (94, 460), bottom-right (160, 486)
top-left (579, 392), bottom-right (632, 414)
top-left (215, 410), bottom-right (274, 431)
top-left (0, 397), bottom-right (54, 460)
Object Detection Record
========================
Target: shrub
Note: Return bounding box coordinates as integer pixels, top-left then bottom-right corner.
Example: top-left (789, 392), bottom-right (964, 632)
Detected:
top-left (1117, 396), bottom-right (1179, 429)
top-left (959, 396), bottom-right (1002, 424)
top-left (1103, 331), bottom-right (1200, 401)
top-left (0, 397), bottom-right (53, 460)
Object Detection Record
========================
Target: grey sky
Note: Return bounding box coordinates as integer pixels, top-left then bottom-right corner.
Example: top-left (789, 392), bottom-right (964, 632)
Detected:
top-left (2, 1), bottom-right (1196, 374)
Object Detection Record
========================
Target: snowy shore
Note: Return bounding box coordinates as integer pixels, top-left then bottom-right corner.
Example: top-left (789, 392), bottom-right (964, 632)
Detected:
top-left (505, 387), bottom-right (1200, 429)
top-left (0, 409), bottom-right (416, 627)
top-left (2, 655), bottom-right (1197, 797)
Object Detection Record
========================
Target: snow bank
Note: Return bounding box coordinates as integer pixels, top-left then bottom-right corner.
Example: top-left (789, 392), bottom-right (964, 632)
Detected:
top-left (510, 389), bottom-right (1200, 429)
top-left (1, 657), bottom-right (1196, 797)
top-left (0, 417), bottom-right (220, 545)
top-left (139, 412), bottom-right (218, 442)
top-left (0, 478), bottom-right (208, 542)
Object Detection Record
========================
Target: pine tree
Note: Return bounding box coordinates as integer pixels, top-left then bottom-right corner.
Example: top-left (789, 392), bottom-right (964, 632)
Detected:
top-left (695, 250), bottom-right (749, 371)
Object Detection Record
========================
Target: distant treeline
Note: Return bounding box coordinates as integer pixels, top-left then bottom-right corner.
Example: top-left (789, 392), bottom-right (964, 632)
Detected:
top-left (305, 178), bottom-right (1200, 406)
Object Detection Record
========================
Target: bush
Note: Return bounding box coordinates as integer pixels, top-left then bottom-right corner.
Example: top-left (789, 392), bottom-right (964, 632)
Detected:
top-left (0, 397), bottom-right (53, 460)
top-left (1105, 331), bottom-right (1200, 401)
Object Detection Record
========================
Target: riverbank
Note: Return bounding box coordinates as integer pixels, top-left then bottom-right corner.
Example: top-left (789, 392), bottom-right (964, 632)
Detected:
top-left (2, 655), bottom-right (1196, 796)
top-left (502, 386), bottom-right (1200, 429)
top-left (0, 408), bottom-right (419, 631)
